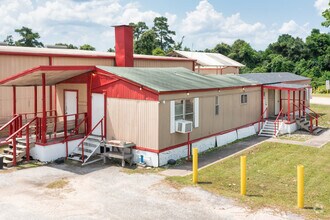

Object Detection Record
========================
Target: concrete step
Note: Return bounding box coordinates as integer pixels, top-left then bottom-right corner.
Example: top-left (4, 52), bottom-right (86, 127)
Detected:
top-left (313, 128), bottom-right (323, 135)
top-left (258, 133), bottom-right (274, 137)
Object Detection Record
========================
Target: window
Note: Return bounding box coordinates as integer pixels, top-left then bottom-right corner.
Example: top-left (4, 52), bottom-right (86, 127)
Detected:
top-left (175, 99), bottom-right (194, 122)
top-left (215, 96), bottom-right (220, 115)
top-left (241, 94), bottom-right (248, 104)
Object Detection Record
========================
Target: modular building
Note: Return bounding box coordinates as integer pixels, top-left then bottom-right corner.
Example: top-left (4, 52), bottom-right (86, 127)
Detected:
top-left (0, 25), bottom-right (318, 167)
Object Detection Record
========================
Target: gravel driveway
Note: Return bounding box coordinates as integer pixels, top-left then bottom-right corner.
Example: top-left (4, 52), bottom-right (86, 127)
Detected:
top-left (0, 163), bottom-right (302, 220)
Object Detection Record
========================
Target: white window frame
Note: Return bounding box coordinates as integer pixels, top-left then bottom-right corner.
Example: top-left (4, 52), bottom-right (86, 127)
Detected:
top-left (240, 94), bottom-right (248, 104)
top-left (174, 99), bottom-right (194, 122)
top-left (215, 96), bottom-right (220, 115)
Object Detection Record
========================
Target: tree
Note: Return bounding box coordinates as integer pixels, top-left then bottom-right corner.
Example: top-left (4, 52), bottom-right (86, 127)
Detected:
top-left (152, 47), bottom-right (166, 56)
top-left (129, 22), bottom-right (148, 41)
top-left (212, 43), bottom-right (231, 56)
top-left (134, 30), bottom-right (157, 55)
top-left (80, 44), bottom-right (95, 51)
top-left (15, 26), bottom-right (44, 47)
top-left (55, 43), bottom-right (78, 49)
top-left (321, 2), bottom-right (330, 27)
top-left (3, 35), bottom-right (14, 46)
top-left (266, 34), bottom-right (308, 62)
top-left (173, 36), bottom-right (185, 51)
top-left (107, 48), bottom-right (115, 52)
top-left (306, 29), bottom-right (330, 57)
top-left (153, 16), bottom-right (176, 51)
top-left (228, 39), bottom-right (259, 69)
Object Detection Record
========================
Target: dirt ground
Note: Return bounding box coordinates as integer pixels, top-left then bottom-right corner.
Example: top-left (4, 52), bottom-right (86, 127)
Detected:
top-left (0, 162), bottom-right (302, 220)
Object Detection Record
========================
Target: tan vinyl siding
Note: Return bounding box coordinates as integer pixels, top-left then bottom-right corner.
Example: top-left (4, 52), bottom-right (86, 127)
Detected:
top-left (0, 55), bottom-right (49, 116)
top-left (55, 83), bottom-right (87, 116)
top-left (198, 66), bottom-right (239, 75)
top-left (134, 59), bottom-right (193, 70)
top-left (52, 57), bottom-right (115, 66)
top-left (107, 98), bottom-right (159, 150)
top-left (158, 87), bottom-right (261, 150)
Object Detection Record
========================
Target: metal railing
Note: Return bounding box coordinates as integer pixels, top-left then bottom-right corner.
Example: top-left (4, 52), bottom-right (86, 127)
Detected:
top-left (77, 117), bottom-right (105, 163)
top-left (258, 107), bottom-right (268, 132)
top-left (6, 117), bottom-right (39, 165)
top-left (274, 108), bottom-right (284, 135)
top-left (293, 103), bottom-right (318, 133)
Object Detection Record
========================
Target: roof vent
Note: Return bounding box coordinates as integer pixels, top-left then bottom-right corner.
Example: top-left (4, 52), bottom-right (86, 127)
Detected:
top-left (0, 42), bottom-right (8, 46)
top-left (46, 45), bottom-right (68, 49)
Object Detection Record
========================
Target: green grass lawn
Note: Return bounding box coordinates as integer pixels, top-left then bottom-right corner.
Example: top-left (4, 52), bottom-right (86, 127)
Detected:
top-left (311, 104), bottom-right (330, 128)
top-left (312, 93), bottom-right (330, 98)
top-left (168, 142), bottom-right (330, 219)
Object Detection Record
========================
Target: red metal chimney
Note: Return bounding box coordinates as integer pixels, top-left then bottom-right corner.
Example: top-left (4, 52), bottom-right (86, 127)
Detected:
top-left (114, 25), bottom-right (134, 67)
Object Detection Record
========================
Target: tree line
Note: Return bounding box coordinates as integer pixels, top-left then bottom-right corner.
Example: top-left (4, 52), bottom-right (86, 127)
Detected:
top-left (2, 4), bottom-right (330, 91)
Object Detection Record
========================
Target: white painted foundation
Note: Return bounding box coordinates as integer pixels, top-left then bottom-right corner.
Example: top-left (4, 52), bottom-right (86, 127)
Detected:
top-left (30, 139), bottom-right (83, 162)
top-left (133, 125), bottom-right (257, 167)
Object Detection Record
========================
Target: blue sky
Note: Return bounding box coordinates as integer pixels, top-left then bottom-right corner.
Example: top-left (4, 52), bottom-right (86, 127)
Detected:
top-left (0, 0), bottom-right (328, 51)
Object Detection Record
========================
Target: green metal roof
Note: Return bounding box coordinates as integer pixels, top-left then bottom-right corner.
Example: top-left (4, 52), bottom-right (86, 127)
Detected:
top-left (96, 66), bottom-right (258, 92)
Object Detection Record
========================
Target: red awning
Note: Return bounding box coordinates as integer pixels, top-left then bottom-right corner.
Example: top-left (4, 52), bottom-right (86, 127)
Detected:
top-left (264, 83), bottom-right (311, 91)
top-left (0, 66), bottom-right (96, 86)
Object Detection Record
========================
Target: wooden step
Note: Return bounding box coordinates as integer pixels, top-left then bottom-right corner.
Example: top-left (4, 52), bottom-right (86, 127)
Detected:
top-left (3, 148), bottom-right (25, 154)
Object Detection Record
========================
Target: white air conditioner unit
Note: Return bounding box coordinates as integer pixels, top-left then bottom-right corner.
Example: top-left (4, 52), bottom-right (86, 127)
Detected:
top-left (175, 120), bottom-right (193, 133)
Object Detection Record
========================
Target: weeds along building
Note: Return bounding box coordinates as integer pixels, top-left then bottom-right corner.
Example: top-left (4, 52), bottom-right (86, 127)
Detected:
top-left (0, 25), bottom-right (315, 167)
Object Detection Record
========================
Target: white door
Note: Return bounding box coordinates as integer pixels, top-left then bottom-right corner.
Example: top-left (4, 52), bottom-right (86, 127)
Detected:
top-left (65, 91), bottom-right (77, 121)
top-left (92, 93), bottom-right (105, 135)
top-left (263, 89), bottom-right (268, 118)
top-left (275, 90), bottom-right (280, 115)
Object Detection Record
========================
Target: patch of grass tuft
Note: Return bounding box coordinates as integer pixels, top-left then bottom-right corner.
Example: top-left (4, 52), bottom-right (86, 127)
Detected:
top-left (46, 178), bottom-right (69, 189)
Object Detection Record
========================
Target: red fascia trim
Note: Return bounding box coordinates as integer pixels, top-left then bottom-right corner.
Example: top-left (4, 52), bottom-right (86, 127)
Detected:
top-left (0, 50), bottom-right (116, 59)
top-left (263, 85), bottom-right (309, 91)
top-left (283, 79), bottom-right (311, 84)
top-left (159, 84), bottom-right (261, 95)
top-left (134, 121), bottom-right (259, 154)
top-left (95, 67), bottom-right (159, 96)
top-left (134, 56), bottom-right (196, 62)
top-left (0, 65), bottom-right (96, 85)
top-left (0, 50), bottom-right (195, 62)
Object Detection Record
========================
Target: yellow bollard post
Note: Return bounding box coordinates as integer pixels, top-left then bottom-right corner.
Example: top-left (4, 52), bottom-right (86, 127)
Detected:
top-left (192, 148), bottom-right (198, 184)
top-left (241, 156), bottom-right (246, 195)
top-left (297, 165), bottom-right (304, 208)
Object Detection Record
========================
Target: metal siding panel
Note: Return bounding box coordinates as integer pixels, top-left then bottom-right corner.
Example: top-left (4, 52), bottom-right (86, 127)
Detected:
top-left (158, 87), bottom-right (261, 150)
top-left (52, 57), bottom-right (115, 66)
top-left (107, 98), bottom-right (159, 150)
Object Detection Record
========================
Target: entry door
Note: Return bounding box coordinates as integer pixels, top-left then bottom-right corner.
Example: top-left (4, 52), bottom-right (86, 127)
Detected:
top-left (92, 93), bottom-right (105, 135)
top-left (65, 91), bottom-right (78, 120)
top-left (268, 90), bottom-right (275, 117)
top-left (274, 90), bottom-right (280, 115)
top-left (263, 89), bottom-right (268, 118)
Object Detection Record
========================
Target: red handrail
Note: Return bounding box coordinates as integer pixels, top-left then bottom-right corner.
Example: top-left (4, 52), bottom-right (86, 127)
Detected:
top-left (77, 117), bottom-right (105, 163)
top-left (20, 110), bottom-right (57, 120)
top-left (61, 114), bottom-right (88, 144)
top-left (298, 101), bottom-right (319, 126)
top-left (274, 108), bottom-right (284, 136)
top-left (0, 115), bottom-right (20, 132)
top-left (258, 107), bottom-right (268, 132)
top-left (6, 117), bottom-right (38, 141)
top-left (5, 117), bottom-right (39, 165)
top-left (293, 103), bottom-right (316, 133)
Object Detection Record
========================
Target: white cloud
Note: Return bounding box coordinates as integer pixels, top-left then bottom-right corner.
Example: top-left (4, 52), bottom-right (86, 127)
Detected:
top-left (278, 20), bottom-right (310, 37)
top-left (314, 0), bottom-right (329, 14)
top-left (179, 0), bottom-right (273, 50)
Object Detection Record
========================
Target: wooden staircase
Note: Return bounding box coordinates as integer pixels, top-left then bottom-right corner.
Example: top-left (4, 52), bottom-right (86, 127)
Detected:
top-left (2, 138), bottom-right (35, 167)
top-left (296, 117), bottom-right (323, 135)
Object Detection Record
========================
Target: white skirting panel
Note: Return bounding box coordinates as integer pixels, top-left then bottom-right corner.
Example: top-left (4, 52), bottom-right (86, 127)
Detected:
top-left (30, 139), bottom-right (83, 162)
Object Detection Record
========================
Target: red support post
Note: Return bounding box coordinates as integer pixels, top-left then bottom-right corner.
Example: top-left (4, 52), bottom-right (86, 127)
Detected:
top-left (41, 73), bottom-right (47, 144)
top-left (82, 143), bottom-right (85, 163)
top-left (26, 125), bottom-right (30, 162)
top-left (12, 135), bottom-right (17, 166)
top-left (293, 91), bottom-right (296, 120)
top-left (49, 86), bottom-right (53, 116)
top-left (310, 117), bottom-right (313, 133)
top-left (12, 86), bottom-right (16, 116)
top-left (261, 85), bottom-right (264, 121)
top-left (298, 90), bottom-right (301, 118)
top-left (187, 132), bottom-right (191, 161)
top-left (287, 90), bottom-right (291, 122)
top-left (34, 86), bottom-right (38, 117)
top-left (64, 115), bottom-right (68, 159)
top-left (279, 90), bottom-right (282, 111)
top-left (303, 90), bottom-right (306, 117)
top-left (87, 74), bottom-right (92, 133)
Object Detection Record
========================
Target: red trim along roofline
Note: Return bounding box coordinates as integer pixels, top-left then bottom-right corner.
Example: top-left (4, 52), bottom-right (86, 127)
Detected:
top-left (0, 65), bottom-right (96, 85)
top-left (0, 50), bottom-right (196, 62)
top-left (159, 84), bottom-right (262, 95)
